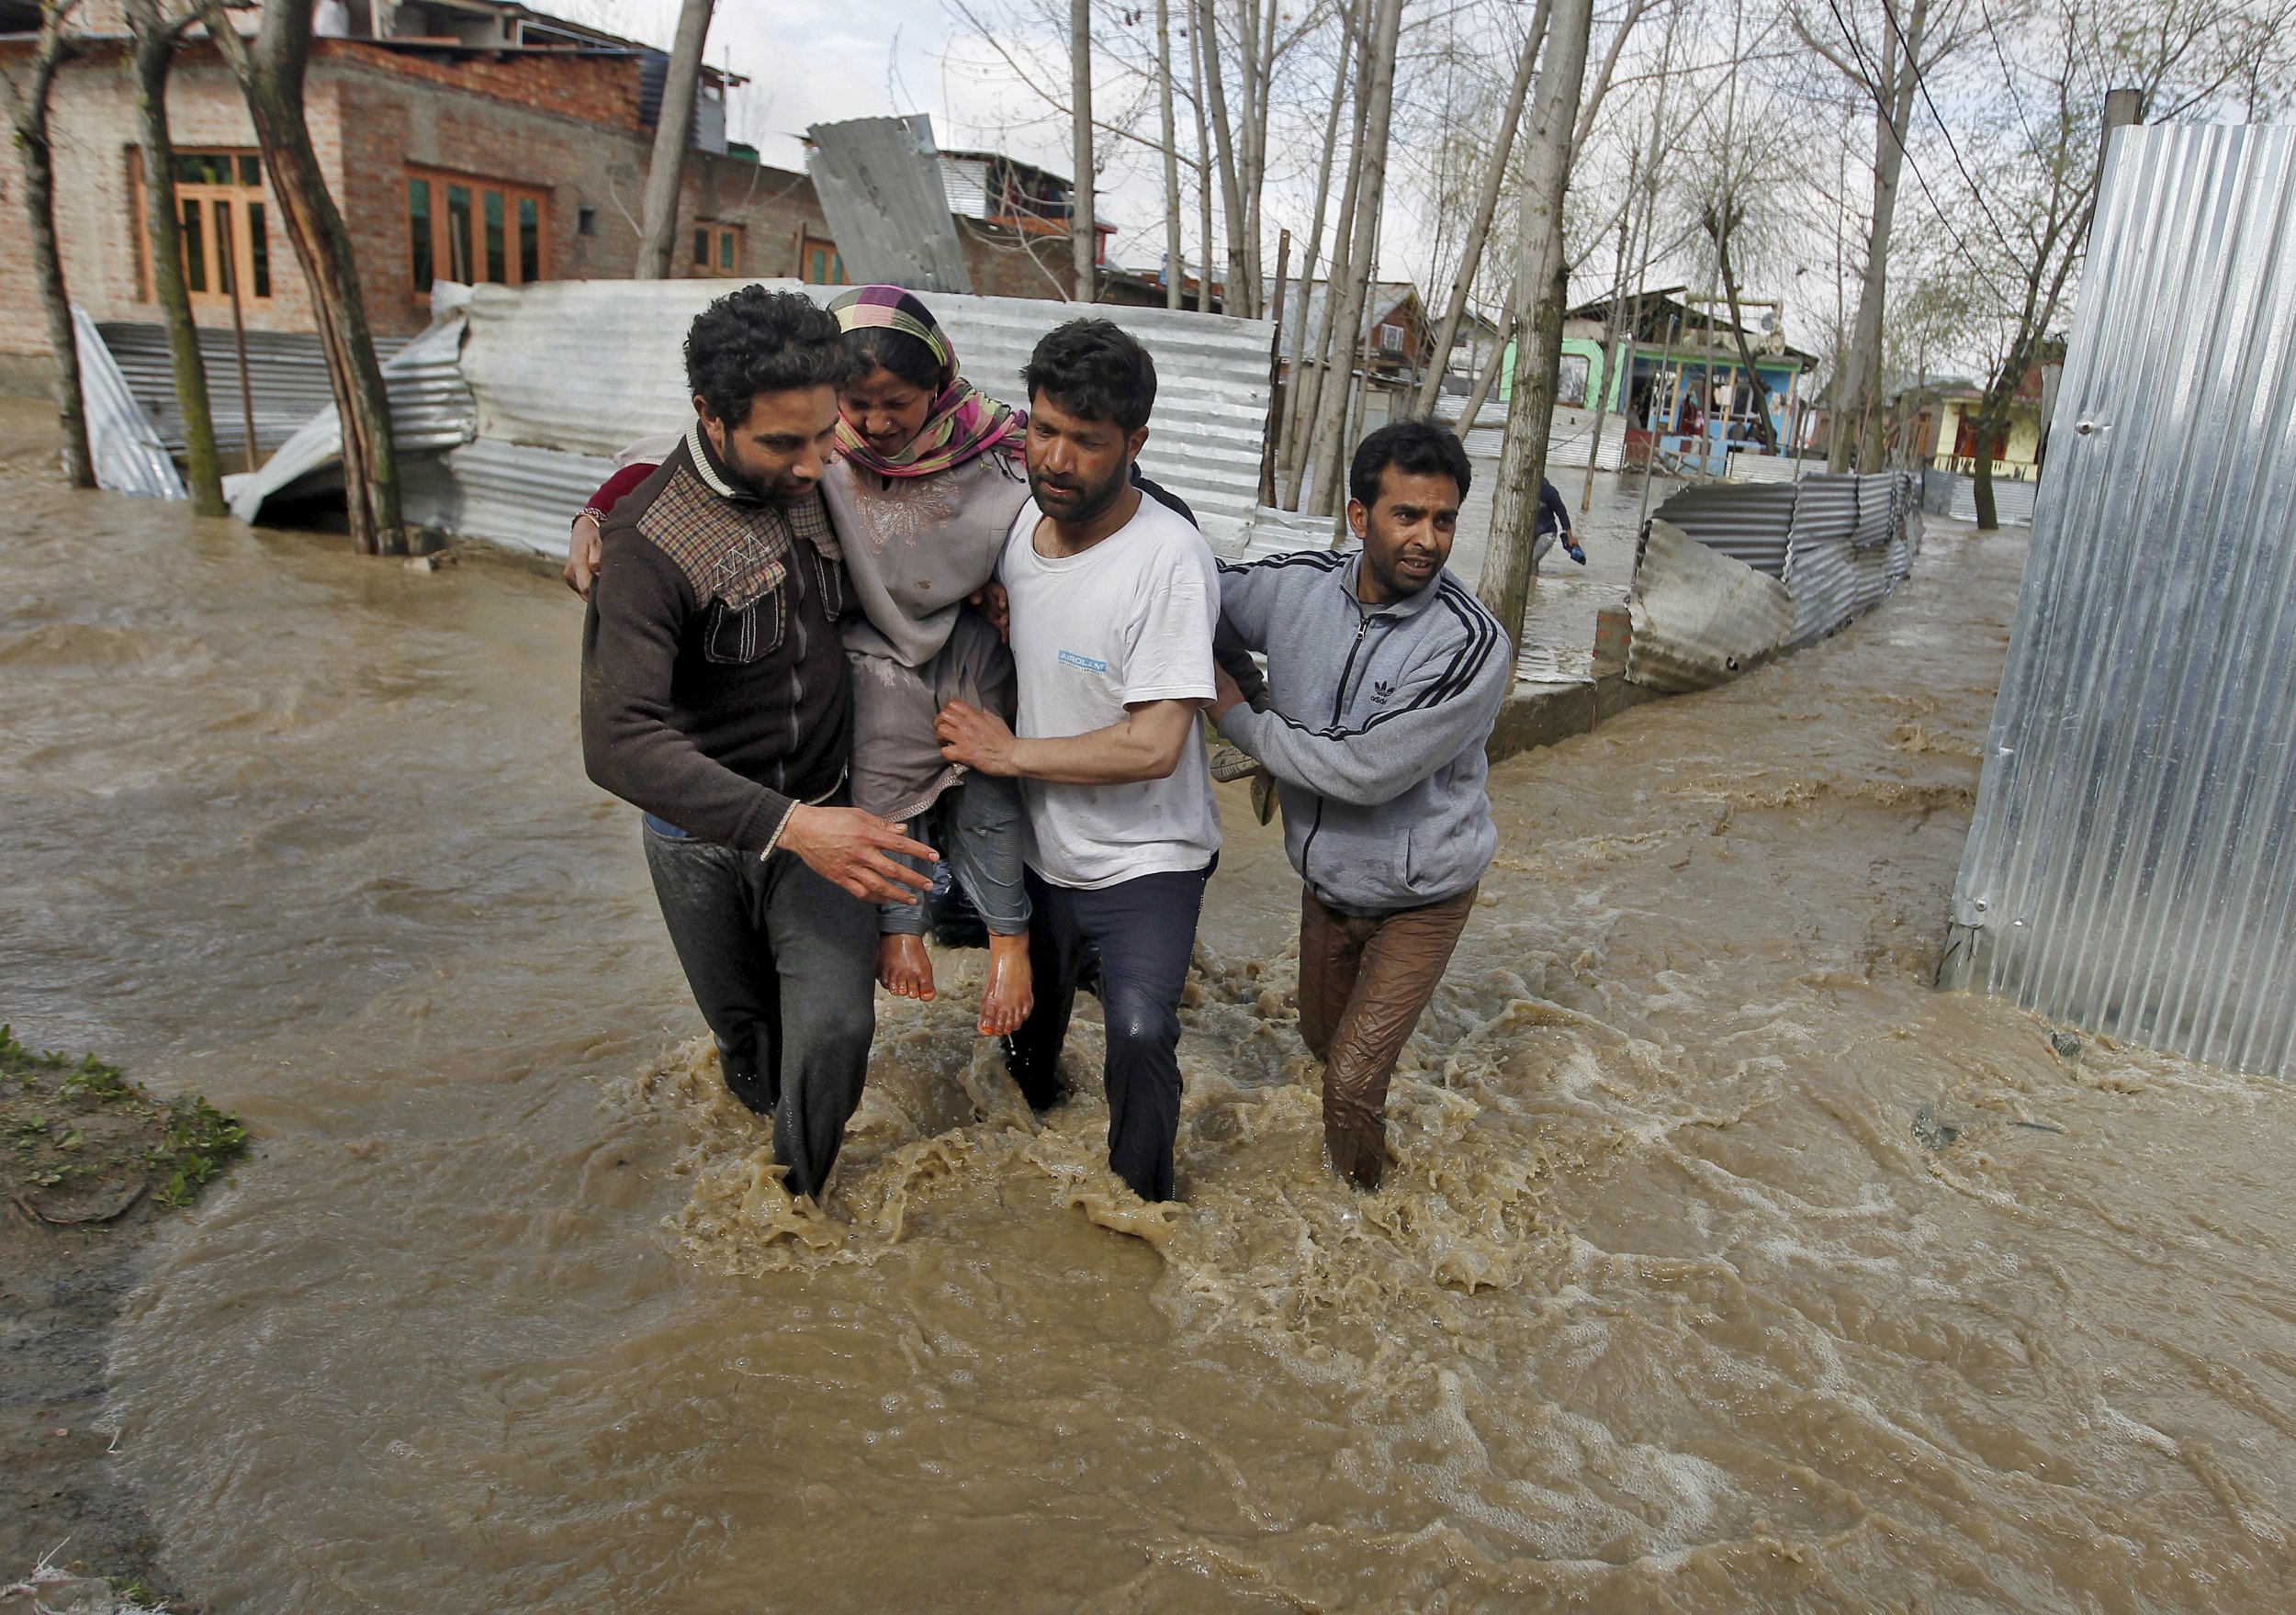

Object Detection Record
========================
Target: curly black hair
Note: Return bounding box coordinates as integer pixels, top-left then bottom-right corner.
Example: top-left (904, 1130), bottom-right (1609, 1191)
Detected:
top-left (1349, 418), bottom-right (1473, 508)
top-left (1020, 319), bottom-right (1157, 433)
top-left (683, 286), bottom-right (857, 426)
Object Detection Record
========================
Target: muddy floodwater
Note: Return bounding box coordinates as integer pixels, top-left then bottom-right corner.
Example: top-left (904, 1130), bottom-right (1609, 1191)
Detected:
top-left (5, 413), bottom-right (2294, 1611)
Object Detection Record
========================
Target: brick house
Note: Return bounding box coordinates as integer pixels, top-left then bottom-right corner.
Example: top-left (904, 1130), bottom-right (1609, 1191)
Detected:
top-left (0, 0), bottom-right (1154, 409)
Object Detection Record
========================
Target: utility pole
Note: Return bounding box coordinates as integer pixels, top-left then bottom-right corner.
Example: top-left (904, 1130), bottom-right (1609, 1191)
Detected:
top-left (1071, 0), bottom-right (1096, 302)
top-left (1476, 0), bottom-right (1596, 656)
top-left (634, 0), bottom-right (713, 279)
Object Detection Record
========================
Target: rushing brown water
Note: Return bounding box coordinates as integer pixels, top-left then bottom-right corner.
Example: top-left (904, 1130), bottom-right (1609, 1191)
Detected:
top-left (6, 401), bottom-right (2293, 1611)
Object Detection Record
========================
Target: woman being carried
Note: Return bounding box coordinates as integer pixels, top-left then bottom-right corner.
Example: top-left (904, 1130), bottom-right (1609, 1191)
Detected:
top-left (568, 286), bottom-right (1035, 1037)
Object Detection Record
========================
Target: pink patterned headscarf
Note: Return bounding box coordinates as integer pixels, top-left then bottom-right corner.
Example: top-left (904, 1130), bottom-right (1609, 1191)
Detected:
top-left (828, 286), bottom-right (1024, 478)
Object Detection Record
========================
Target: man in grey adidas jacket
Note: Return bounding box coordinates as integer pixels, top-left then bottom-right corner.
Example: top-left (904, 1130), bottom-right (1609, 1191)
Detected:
top-left (1209, 420), bottom-right (1510, 1190)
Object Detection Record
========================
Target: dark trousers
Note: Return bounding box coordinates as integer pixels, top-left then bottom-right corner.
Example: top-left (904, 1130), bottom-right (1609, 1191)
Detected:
top-left (1004, 861), bottom-right (1212, 1202)
top-left (1299, 883), bottom-right (1478, 1191)
top-left (642, 824), bottom-right (877, 1200)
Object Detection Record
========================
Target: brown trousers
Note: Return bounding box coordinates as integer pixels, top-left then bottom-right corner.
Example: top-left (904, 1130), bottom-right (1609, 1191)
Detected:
top-left (1297, 883), bottom-right (1478, 1190)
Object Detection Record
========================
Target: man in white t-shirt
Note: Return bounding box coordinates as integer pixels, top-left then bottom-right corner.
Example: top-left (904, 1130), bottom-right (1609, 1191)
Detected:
top-left (934, 320), bottom-right (1220, 1202)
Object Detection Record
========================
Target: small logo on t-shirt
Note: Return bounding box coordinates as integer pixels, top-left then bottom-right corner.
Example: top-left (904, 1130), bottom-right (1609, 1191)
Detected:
top-left (1372, 679), bottom-right (1397, 705)
top-left (1058, 649), bottom-right (1110, 673)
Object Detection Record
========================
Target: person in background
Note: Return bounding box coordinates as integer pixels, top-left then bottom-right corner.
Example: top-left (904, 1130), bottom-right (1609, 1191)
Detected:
top-left (1207, 420), bottom-right (1509, 1192)
top-left (570, 286), bottom-right (1039, 1039)
top-left (581, 286), bottom-right (936, 1202)
top-left (933, 320), bottom-right (1221, 1205)
top-left (1535, 477), bottom-right (1587, 570)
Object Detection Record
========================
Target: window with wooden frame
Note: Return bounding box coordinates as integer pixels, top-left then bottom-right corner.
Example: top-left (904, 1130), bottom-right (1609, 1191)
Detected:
top-left (133, 150), bottom-right (273, 308)
top-left (801, 239), bottom-right (847, 286)
top-left (406, 166), bottom-right (547, 297)
top-left (692, 221), bottom-right (743, 276)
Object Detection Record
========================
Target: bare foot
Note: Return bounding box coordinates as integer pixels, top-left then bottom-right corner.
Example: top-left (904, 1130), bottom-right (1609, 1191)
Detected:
top-left (878, 934), bottom-right (937, 1001)
top-left (978, 930), bottom-right (1035, 1037)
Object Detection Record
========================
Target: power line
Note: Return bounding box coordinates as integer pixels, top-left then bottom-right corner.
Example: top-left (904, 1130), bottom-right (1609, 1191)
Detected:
top-left (1874, 0), bottom-right (2024, 264)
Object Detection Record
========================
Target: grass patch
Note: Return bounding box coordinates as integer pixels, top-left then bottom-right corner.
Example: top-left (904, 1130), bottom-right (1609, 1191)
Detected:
top-left (1, 1026), bottom-right (248, 1221)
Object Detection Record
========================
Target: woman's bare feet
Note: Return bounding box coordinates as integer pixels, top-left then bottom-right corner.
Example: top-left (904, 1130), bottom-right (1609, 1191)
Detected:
top-left (979, 931), bottom-right (1035, 1037)
top-left (878, 933), bottom-right (937, 1001)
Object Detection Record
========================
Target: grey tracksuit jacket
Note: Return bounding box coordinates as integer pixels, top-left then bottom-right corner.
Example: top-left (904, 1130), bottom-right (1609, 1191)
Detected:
top-left (1214, 550), bottom-right (1509, 914)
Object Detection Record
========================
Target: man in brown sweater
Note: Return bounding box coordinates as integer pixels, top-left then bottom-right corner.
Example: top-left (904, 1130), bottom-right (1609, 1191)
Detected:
top-left (581, 286), bottom-right (935, 1201)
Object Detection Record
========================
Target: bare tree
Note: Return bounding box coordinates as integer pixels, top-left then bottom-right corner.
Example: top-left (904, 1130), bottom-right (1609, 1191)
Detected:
top-left (1477, 0), bottom-right (1597, 653)
top-left (1193, 0), bottom-right (1247, 310)
top-left (1284, 11), bottom-right (1371, 505)
top-left (1411, 0), bottom-right (1550, 415)
top-left (127, 0), bottom-right (226, 513)
top-left (1304, 0), bottom-right (1404, 518)
top-left (200, 0), bottom-right (402, 554)
top-left (1, 0), bottom-right (93, 488)
top-left (1277, 3), bottom-right (1356, 477)
top-left (635, 0), bottom-right (712, 280)
top-left (1794, 0), bottom-right (1978, 471)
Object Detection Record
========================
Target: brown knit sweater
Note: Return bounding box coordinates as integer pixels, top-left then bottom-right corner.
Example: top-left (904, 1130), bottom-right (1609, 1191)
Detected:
top-left (580, 426), bottom-right (854, 853)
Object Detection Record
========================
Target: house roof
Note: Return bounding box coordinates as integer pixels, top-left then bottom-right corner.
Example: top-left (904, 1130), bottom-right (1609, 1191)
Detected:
top-left (1568, 286), bottom-right (1816, 365)
top-left (1266, 278), bottom-right (1424, 357)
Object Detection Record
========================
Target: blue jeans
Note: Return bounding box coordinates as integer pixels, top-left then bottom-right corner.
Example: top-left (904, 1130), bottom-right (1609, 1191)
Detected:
top-left (1004, 859), bottom-right (1213, 1202)
top-left (878, 775), bottom-right (1030, 938)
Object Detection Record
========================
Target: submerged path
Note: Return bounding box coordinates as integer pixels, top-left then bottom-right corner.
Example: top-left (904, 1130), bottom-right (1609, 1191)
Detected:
top-left (4, 409), bottom-right (2291, 1610)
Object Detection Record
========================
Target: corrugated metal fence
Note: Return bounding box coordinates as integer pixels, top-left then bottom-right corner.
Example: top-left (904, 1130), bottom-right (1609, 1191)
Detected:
top-left (101, 322), bottom-right (406, 457)
top-left (1651, 472), bottom-right (1921, 647)
top-left (1940, 124), bottom-right (2296, 1080)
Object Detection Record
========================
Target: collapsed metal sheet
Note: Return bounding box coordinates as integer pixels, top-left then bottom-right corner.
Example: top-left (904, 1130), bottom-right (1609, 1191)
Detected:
top-left (100, 322), bottom-right (407, 457)
top-left (1624, 516), bottom-right (1795, 692)
top-left (225, 307), bottom-right (477, 521)
top-left (1941, 123), bottom-right (2296, 1079)
top-left (805, 115), bottom-right (974, 296)
top-left (73, 306), bottom-right (185, 500)
top-left (1651, 482), bottom-right (1797, 576)
top-left (456, 279), bottom-right (1276, 550)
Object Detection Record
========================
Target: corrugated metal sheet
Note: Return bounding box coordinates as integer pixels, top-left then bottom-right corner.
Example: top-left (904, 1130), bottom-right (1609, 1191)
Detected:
top-left (1948, 475), bottom-right (2037, 525)
top-left (1941, 123), bottom-right (2296, 1079)
top-left (1782, 474), bottom-right (1863, 645)
top-left (1625, 516), bottom-right (1794, 691)
top-left (401, 435), bottom-right (613, 555)
top-left (227, 310), bottom-right (476, 520)
top-left (73, 306), bottom-right (185, 499)
top-left (805, 115), bottom-right (974, 295)
top-left (940, 155), bottom-right (991, 219)
top-left (1651, 482), bottom-right (1797, 576)
top-left (99, 322), bottom-right (407, 457)
top-left (456, 278), bottom-right (1277, 549)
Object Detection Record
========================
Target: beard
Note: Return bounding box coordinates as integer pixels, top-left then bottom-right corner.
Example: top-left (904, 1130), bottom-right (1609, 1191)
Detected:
top-left (1030, 460), bottom-right (1129, 525)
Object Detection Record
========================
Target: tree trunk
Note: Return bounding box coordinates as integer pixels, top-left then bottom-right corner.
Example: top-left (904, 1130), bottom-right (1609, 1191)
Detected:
top-left (1240, 0), bottom-right (1278, 310)
top-left (1276, 3), bottom-right (1356, 478)
top-left (1193, 0), bottom-right (1248, 315)
top-left (1156, 0), bottom-right (1183, 309)
top-left (204, 0), bottom-right (402, 554)
top-left (1069, 0), bottom-right (1096, 301)
top-left (1829, 0), bottom-right (1926, 472)
top-left (1188, 13), bottom-right (1216, 311)
top-left (1971, 421), bottom-right (1998, 530)
top-left (634, 0), bottom-right (712, 280)
top-left (6, 3), bottom-right (94, 488)
top-left (1476, 0), bottom-right (1595, 655)
top-left (1282, 15), bottom-right (1369, 506)
top-left (1712, 210), bottom-right (1776, 452)
top-left (1456, 272), bottom-right (1518, 438)
top-left (1577, 161), bottom-right (1636, 506)
top-left (1303, 0), bottom-right (1402, 518)
top-left (129, 0), bottom-right (224, 514)
top-left (1411, 0), bottom-right (1550, 417)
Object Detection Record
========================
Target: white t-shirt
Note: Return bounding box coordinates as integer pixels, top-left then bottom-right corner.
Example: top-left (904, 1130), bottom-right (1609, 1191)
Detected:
top-left (1001, 490), bottom-right (1222, 890)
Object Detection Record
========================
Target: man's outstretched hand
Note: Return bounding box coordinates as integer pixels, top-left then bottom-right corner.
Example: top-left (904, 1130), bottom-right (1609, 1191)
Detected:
top-left (936, 701), bottom-right (1020, 775)
top-left (778, 805), bottom-right (939, 903)
top-left (565, 513), bottom-right (606, 598)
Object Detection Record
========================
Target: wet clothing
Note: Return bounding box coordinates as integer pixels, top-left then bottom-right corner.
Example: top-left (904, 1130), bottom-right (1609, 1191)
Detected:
top-left (1299, 883), bottom-right (1479, 1190)
top-left (879, 769), bottom-right (1030, 938)
top-left (642, 821), bottom-right (876, 1199)
top-left (1212, 550), bottom-right (1508, 914)
top-left (581, 424), bottom-right (853, 855)
top-left (1004, 860), bottom-right (1214, 1202)
top-left (582, 421), bottom-right (876, 1194)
